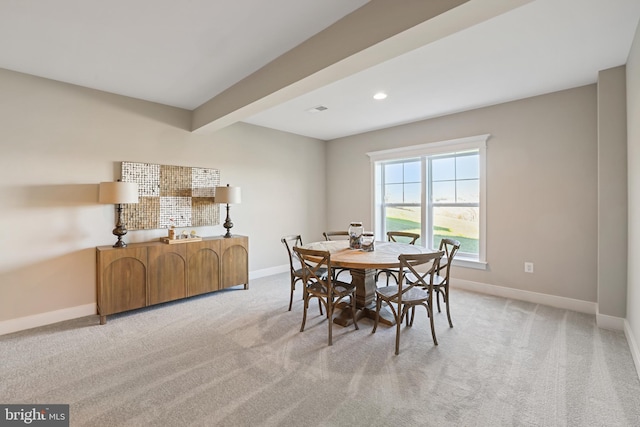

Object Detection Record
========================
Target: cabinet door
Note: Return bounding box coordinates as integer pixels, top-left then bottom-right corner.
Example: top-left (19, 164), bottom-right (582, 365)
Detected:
top-left (187, 239), bottom-right (220, 296)
top-left (148, 244), bottom-right (187, 305)
top-left (220, 236), bottom-right (248, 289)
top-left (97, 247), bottom-right (147, 317)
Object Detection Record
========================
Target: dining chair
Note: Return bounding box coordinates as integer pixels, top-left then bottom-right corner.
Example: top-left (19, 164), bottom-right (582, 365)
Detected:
top-left (372, 250), bottom-right (444, 355)
top-left (322, 231), bottom-right (351, 281)
top-left (281, 235), bottom-right (326, 313)
top-left (430, 238), bottom-right (461, 327)
top-left (322, 230), bottom-right (349, 240)
top-left (294, 246), bottom-right (359, 346)
top-left (375, 231), bottom-right (420, 286)
top-left (405, 238), bottom-right (461, 327)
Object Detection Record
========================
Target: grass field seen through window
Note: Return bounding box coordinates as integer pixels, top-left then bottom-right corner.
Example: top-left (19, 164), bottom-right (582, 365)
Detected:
top-left (385, 207), bottom-right (478, 254)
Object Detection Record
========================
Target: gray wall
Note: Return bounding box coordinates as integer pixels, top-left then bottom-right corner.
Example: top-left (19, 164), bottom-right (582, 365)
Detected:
top-left (1, 46), bottom-right (637, 344)
top-left (597, 66), bottom-right (628, 319)
top-left (0, 68), bottom-right (326, 323)
top-left (627, 19), bottom-right (640, 366)
top-left (327, 86), bottom-right (599, 303)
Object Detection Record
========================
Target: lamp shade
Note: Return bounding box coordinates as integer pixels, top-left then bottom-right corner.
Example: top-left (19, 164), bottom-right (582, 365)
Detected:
top-left (99, 181), bottom-right (139, 204)
top-left (215, 185), bottom-right (241, 204)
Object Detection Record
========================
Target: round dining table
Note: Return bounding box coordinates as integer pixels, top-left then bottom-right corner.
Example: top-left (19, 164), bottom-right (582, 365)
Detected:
top-left (301, 240), bottom-right (432, 326)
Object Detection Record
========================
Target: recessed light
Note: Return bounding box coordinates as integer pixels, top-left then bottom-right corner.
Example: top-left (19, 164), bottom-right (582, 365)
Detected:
top-left (373, 92), bottom-right (387, 100)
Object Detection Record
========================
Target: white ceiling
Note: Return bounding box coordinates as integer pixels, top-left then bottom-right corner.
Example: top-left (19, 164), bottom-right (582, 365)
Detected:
top-left (1, 0), bottom-right (639, 141)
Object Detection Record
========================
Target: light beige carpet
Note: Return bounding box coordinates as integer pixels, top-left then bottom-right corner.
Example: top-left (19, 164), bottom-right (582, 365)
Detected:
top-left (1, 272), bottom-right (639, 426)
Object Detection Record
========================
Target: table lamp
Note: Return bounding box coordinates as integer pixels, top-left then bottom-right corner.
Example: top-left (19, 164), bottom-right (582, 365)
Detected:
top-left (99, 180), bottom-right (139, 248)
top-left (215, 184), bottom-right (241, 238)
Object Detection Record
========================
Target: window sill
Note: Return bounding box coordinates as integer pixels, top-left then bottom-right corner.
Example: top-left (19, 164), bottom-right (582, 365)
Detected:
top-left (452, 257), bottom-right (487, 270)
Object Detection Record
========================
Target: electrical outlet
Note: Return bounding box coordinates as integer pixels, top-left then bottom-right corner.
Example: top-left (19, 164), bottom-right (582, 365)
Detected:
top-left (524, 262), bottom-right (534, 273)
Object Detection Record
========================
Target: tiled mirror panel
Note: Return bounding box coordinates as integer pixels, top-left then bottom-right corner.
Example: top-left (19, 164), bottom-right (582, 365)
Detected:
top-left (121, 161), bottom-right (220, 230)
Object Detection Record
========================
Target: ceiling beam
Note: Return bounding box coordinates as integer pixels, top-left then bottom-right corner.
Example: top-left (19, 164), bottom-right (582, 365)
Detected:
top-left (192, 0), bottom-right (533, 134)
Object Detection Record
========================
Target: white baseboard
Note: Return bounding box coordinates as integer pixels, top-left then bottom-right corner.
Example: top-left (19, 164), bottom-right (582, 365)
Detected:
top-left (596, 311), bottom-right (626, 331)
top-left (452, 278), bottom-right (598, 315)
top-left (0, 266), bottom-right (289, 336)
top-left (0, 303), bottom-right (96, 336)
top-left (624, 320), bottom-right (640, 381)
top-left (0, 273), bottom-right (626, 343)
top-left (249, 264), bottom-right (288, 280)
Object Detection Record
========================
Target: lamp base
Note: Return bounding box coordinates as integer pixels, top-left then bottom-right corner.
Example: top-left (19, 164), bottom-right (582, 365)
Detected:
top-left (112, 225), bottom-right (128, 248)
top-left (113, 237), bottom-right (127, 248)
top-left (223, 203), bottom-right (233, 238)
top-left (112, 204), bottom-right (128, 248)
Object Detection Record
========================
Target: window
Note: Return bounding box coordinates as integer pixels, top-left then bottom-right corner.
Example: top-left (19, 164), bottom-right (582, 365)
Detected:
top-left (369, 135), bottom-right (488, 268)
top-left (380, 159), bottom-right (422, 244)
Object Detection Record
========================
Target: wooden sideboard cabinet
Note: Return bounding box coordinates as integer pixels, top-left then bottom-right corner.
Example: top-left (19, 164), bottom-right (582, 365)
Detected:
top-left (96, 235), bottom-right (248, 324)
top-left (187, 238), bottom-right (221, 297)
top-left (96, 246), bottom-right (148, 322)
top-left (220, 235), bottom-right (249, 289)
top-left (148, 243), bottom-right (187, 305)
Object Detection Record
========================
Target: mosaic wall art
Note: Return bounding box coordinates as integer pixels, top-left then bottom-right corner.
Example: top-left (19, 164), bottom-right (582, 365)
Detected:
top-left (121, 162), bottom-right (220, 230)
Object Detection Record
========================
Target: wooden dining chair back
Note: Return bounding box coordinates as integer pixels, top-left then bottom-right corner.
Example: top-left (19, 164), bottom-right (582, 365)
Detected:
top-left (432, 238), bottom-right (461, 327)
top-left (293, 246), bottom-right (359, 346)
top-left (281, 235), bottom-right (326, 312)
top-left (372, 250), bottom-right (444, 354)
top-left (387, 231), bottom-right (420, 245)
top-left (322, 231), bottom-right (349, 240)
top-left (375, 231), bottom-right (421, 286)
top-left (322, 231), bottom-right (351, 281)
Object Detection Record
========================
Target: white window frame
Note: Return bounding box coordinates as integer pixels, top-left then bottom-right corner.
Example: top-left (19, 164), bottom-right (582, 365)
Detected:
top-left (367, 134), bottom-right (489, 270)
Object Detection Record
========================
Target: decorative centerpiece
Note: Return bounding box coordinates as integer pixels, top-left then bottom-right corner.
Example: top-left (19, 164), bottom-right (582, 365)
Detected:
top-left (348, 222), bottom-right (363, 249)
top-left (361, 232), bottom-right (375, 252)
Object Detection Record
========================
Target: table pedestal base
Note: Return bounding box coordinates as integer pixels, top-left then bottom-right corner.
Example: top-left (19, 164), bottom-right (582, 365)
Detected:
top-left (333, 267), bottom-right (395, 327)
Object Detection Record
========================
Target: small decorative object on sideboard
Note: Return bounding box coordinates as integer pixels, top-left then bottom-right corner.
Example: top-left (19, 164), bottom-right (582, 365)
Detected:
top-left (160, 226), bottom-right (202, 244)
top-left (168, 218), bottom-right (176, 240)
top-left (160, 234), bottom-right (202, 244)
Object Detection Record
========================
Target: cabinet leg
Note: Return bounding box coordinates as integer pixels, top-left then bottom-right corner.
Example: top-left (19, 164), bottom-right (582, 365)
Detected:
top-left (99, 315), bottom-right (106, 325)
top-left (244, 283), bottom-right (249, 290)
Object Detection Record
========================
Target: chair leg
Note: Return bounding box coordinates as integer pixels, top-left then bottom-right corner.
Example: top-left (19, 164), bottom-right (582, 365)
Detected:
top-left (372, 297), bottom-right (381, 333)
top-left (350, 295), bottom-right (359, 330)
top-left (300, 293), bottom-right (309, 332)
top-left (444, 285), bottom-right (453, 328)
top-left (327, 301), bottom-right (333, 346)
top-left (288, 278), bottom-right (295, 311)
top-left (406, 306), bottom-right (415, 327)
top-left (395, 304), bottom-right (403, 355)
top-left (436, 288), bottom-right (442, 313)
top-left (428, 301), bottom-right (438, 346)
